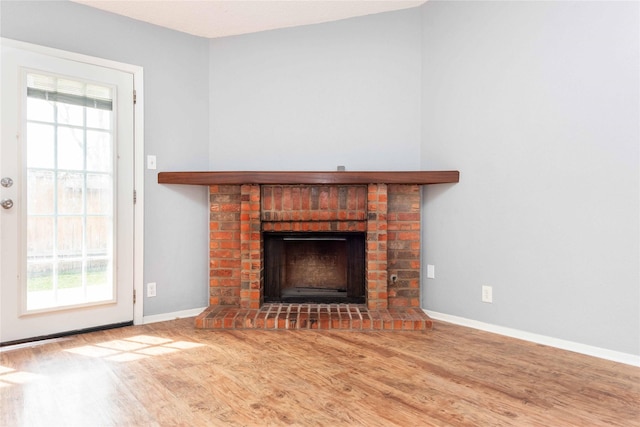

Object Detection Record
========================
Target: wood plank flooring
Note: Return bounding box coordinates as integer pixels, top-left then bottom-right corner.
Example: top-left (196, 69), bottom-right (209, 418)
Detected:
top-left (1, 318), bottom-right (638, 426)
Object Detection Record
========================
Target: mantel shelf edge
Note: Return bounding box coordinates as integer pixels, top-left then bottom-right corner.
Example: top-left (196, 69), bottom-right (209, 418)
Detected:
top-left (157, 171), bottom-right (460, 185)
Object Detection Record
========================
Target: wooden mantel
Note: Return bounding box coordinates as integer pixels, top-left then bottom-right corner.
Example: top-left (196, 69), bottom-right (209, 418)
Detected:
top-left (157, 171), bottom-right (459, 185)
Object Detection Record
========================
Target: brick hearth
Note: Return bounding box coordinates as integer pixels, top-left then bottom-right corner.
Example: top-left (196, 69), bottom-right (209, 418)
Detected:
top-left (196, 304), bottom-right (432, 331)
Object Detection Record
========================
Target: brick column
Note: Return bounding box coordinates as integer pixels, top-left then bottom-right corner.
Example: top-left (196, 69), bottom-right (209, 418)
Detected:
top-left (240, 185), bottom-right (262, 309)
top-left (387, 185), bottom-right (421, 308)
top-left (209, 185), bottom-right (241, 306)
top-left (366, 184), bottom-right (388, 309)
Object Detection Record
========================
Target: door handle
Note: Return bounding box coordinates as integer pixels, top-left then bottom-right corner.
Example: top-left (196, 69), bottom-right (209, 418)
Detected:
top-left (1, 177), bottom-right (13, 188)
top-left (1, 199), bottom-right (13, 209)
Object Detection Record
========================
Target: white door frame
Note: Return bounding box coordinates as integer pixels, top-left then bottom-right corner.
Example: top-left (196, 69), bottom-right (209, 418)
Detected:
top-left (1, 38), bottom-right (144, 325)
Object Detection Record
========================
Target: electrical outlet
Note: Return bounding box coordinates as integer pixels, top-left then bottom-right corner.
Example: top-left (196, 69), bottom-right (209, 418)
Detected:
top-left (426, 264), bottom-right (435, 279)
top-left (147, 155), bottom-right (157, 170)
top-left (147, 282), bottom-right (157, 297)
top-left (482, 285), bottom-right (492, 303)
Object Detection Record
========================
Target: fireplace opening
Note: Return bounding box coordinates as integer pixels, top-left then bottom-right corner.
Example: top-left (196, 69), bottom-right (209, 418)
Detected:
top-left (264, 232), bottom-right (365, 303)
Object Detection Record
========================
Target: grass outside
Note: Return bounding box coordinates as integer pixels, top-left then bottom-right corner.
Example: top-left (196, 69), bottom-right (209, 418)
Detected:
top-left (27, 270), bottom-right (109, 292)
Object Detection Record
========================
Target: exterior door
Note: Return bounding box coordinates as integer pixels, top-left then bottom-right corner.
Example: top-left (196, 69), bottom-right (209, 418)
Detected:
top-left (0, 41), bottom-right (134, 343)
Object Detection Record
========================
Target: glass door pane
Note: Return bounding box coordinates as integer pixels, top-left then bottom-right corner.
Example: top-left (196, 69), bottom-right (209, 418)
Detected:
top-left (25, 72), bottom-right (114, 312)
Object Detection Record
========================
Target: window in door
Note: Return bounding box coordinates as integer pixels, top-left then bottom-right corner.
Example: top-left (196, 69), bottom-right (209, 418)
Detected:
top-left (24, 72), bottom-right (116, 312)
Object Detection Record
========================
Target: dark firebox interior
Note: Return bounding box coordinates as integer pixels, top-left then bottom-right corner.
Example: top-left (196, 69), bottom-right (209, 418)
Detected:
top-left (263, 232), bottom-right (365, 303)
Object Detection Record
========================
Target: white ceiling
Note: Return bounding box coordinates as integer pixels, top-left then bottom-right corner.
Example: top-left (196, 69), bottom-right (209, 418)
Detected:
top-left (71, 0), bottom-right (427, 39)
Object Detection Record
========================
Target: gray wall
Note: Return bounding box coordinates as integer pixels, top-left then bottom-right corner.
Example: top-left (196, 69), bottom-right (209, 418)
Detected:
top-left (209, 8), bottom-right (422, 171)
top-left (3, 1), bottom-right (638, 357)
top-left (1, 0), bottom-right (210, 316)
top-left (421, 1), bottom-right (639, 355)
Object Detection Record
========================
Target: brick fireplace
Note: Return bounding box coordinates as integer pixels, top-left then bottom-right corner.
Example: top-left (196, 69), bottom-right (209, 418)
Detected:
top-left (157, 171), bottom-right (459, 331)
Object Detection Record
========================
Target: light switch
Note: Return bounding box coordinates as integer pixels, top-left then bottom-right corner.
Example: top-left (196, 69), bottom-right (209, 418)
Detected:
top-left (147, 155), bottom-right (157, 170)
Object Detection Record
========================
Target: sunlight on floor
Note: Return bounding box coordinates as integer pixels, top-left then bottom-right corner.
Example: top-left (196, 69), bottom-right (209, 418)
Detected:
top-left (64, 334), bottom-right (205, 362)
top-left (0, 335), bottom-right (205, 389)
top-left (0, 365), bottom-right (42, 388)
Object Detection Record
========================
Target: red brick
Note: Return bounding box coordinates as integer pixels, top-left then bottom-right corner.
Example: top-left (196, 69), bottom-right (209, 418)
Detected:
top-left (221, 204), bottom-right (240, 213)
top-left (301, 187), bottom-right (310, 210)
top-left (291, 187), bottom-right (301, 210)
top-left (398, 231), bottom-right (420, 241)
top-left (319, 188), bottom-right (329, 209)
top-left (274, 187), bottom-right (282, 211)
top-left (221, 240), bottom-right (241, 250)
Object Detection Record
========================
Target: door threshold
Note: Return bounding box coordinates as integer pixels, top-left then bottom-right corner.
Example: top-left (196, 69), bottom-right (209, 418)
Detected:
top-left (0, 321), bottom-right (133, 349)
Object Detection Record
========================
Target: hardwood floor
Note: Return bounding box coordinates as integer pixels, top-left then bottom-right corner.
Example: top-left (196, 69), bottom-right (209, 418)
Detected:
top-left (1, 319), bottom-right (638, 426)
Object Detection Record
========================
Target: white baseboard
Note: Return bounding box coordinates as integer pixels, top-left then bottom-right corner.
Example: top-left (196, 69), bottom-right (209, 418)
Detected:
top-left (143, 307), bottom-right (207, 325)
top-left (425, 310), bottom-right (640, 368)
